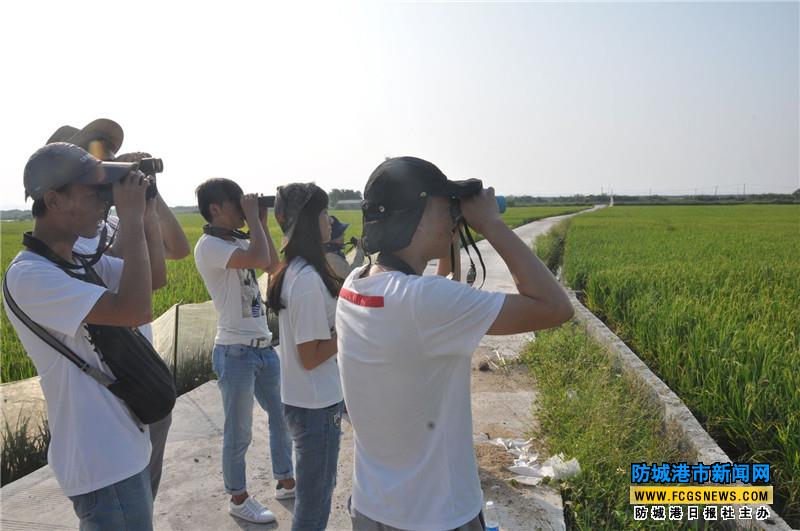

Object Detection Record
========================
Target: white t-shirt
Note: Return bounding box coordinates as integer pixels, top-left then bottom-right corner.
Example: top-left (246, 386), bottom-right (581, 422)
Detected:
top-left (3, 250), bottom-right (151, 497)
top-left (277, 257), bottom-right (342, 409)
top-left (337, 267), bottom-right (505, 531)
top-left (194, 234), bottom-right (271, 345)
top-left (74, 215), bottom-right (153, 343)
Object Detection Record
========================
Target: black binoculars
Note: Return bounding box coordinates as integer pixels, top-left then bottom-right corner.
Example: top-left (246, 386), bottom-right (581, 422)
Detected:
top-left (257, 195), bottom-right (276, 208)
top-left (138, 158), bottom-right (163, 177)
top-left (97, 157), bottom-right (164, 205)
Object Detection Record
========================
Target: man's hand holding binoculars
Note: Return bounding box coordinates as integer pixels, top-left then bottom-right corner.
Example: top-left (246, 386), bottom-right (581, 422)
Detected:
top-left (112, 170), bottom-right (149, 224)
top-left (240, 194), bottom-right (265, 227)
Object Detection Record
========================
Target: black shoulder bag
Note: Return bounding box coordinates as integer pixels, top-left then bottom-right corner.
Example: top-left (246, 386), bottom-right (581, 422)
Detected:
top-left (5, 233), bottom-right (177, 427)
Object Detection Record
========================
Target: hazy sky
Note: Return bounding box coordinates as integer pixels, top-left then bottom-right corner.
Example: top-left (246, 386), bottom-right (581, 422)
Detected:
top-left (2, 1), bottom-right (798, 210)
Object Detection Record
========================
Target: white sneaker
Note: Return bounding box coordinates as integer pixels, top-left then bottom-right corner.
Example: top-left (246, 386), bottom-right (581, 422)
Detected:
top-left (228, 496), bottom-right (276, 524)
top-left (275, 482), bottom-right (296, 500)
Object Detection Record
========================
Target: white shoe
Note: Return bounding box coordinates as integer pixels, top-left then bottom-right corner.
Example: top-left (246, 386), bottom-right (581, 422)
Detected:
top-left (275, 482), bottom-right (296, 500)
top-left (229, 496), bottom-right (276, 524)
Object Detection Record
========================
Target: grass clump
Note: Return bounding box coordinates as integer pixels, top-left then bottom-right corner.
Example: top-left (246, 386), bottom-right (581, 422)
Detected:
top-left (534, 219), bottom-right (570, 274)
top-left (521, 323), bottom-right (708, 530)
top-left (1, 414), bottom-right (50, 486)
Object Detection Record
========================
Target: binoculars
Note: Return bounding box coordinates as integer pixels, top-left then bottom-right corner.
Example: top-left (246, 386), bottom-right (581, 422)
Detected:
top-left (139, 158), bottom-right (164, 200)
top-left (257, 195), bottom-right (276, 208)
top-left (96, 157), bottom-right (164, 205)
top-left (138, 158), bottom-right (163, 177)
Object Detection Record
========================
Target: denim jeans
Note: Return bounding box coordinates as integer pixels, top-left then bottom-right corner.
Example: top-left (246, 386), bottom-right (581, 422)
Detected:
top-left (212, 344), bottom-right (294, 495)
top-left (68, 467), bottom-right (153, 531)
top-left (284, 401), bottom-right (344, 531)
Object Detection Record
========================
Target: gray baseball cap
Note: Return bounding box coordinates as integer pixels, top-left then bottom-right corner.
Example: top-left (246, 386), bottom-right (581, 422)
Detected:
top-left (24, 142), bottom-right (137, 200)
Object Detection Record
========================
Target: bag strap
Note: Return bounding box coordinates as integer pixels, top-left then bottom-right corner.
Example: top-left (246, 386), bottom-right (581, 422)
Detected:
top-left (2, 270), bottom-right (115, 388)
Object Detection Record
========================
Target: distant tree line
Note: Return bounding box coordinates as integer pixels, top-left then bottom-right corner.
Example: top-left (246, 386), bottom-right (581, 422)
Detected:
top-left (506, 192), bottom-right (800, 207)
top-left (2, 190), bottom-right (797, 221)
top-left (328, 189), bottom-right (362, 207)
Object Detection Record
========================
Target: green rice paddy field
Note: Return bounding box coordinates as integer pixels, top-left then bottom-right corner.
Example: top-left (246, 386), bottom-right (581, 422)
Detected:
top-left (562, 204), bottom-right (799, 522)
top-left (1, 205), bottom-right (585, 383)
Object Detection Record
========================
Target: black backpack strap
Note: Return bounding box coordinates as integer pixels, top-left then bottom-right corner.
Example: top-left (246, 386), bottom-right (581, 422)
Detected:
top-left (2, 269), bottom-right (115, 388)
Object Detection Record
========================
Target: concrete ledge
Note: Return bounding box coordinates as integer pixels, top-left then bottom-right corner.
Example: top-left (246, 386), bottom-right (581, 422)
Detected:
top-left (568, 291), bottom-right (793, 531)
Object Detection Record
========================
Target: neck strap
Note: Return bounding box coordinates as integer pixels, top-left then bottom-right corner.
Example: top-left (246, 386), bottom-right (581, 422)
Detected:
top-left (23, 232), bottom-right (102, 270)
top-left (455, 220), bottom-right (486, 288)
top-left (23, 214), bottom-right (115, 270)
top-left (203, 224), bottom-right (249, 240)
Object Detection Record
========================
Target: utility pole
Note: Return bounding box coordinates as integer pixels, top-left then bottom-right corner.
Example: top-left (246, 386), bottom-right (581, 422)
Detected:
top-left (714, 185), bottom-right (718, 197)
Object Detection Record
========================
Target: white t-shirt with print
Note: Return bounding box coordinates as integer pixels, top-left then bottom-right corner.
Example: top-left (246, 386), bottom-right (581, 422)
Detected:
top-left (277, 257), bottom-right (342, 409)
top-left (337, 267), bottom-right (505, 531)
top-left (3, 250), bottom-right (151, 497)
top-left (194, 234), bottom-right (271, 345)
top-left (74, 216), bottom-right (153, 343)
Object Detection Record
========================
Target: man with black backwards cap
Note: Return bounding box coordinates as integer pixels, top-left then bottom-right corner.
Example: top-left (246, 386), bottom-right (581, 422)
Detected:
top-left (46, 118), bottom-right (190, 501)
top-left (3, 143), bottom-right (167, 529)
top-left (336, 157), bottom-right (574, 530)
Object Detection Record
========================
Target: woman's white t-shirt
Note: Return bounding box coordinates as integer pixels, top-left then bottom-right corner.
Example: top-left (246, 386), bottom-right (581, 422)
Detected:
top-left (277, 258), bottom-right (342, 409)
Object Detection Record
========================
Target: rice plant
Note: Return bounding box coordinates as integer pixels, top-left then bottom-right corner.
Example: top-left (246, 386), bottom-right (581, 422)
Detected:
top-left (562, 204), bottom-right (800, 525)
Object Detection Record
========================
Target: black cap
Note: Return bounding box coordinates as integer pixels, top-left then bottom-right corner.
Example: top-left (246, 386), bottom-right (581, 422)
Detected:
top-left (362, 156), bottom-right (482, 253)
top-left (24, 143), bottom-right (137, 200)
top-left (46, 118), bottom-right (124, 160)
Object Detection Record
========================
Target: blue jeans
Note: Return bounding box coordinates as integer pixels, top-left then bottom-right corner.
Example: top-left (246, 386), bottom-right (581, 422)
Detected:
top-left (69, 467), bottom-right (153, 531)
top-left (212, 344), bottom-right (294, 495)
top-left (284, 401), bottom-right (344, 531)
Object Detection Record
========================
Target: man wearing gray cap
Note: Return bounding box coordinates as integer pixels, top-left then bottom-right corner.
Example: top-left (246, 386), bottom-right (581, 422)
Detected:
top-left (2, 143), bottom-right (168, 530)
top-left (46, 119), bottom-right (189, 501)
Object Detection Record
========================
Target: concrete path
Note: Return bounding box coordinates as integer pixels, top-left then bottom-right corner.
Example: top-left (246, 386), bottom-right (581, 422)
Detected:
top-left (1, 207), bottom-right (600, 531)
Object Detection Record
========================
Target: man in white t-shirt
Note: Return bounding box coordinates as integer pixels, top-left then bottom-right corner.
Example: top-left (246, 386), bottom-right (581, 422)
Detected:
top-left (48, 119), bottom-right (191, 501)
top-left (337, 157), bottom-right (574, 531)
top-left (193, 178), bottom-right (294, 525)
top-left (3, 143), bottom-right (168, 530)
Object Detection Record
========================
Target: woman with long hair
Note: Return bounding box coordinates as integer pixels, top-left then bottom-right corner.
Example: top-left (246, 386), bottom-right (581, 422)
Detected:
top-left (267, 183), bottom-right (343, 530)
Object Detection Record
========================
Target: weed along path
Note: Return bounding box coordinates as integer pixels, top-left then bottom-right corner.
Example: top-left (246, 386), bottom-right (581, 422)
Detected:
top-left (0, 208), bottom-right (600, 531)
